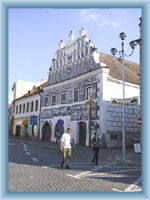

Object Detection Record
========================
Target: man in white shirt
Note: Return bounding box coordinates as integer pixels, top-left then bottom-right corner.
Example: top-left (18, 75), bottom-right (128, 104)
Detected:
top-left (60, 128), bottom-right (72, 169)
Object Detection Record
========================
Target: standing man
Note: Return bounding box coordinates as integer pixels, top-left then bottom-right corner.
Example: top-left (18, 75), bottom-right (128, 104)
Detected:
top-left (91, 132), bottom-right (101, 165)
top-left (60, 128), bottom-right (72, 169)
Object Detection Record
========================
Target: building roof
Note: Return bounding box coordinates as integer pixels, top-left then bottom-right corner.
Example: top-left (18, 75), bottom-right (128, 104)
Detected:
top-left (99, 52), bottom-right (140, 85)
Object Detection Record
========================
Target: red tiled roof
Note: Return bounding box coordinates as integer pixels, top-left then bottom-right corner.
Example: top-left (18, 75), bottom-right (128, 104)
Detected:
top-left (99, 52), bottom-right (140, 85)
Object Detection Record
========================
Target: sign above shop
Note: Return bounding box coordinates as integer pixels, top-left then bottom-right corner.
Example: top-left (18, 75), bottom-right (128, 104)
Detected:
top-left (30, 115), bottom-right (37, 125)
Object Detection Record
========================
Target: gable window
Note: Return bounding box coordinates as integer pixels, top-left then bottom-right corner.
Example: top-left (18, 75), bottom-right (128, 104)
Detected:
top-left (74, 89), bottom-right (79, 102)
top-left (60, 92), bottom-right (66, 104)
top-left (78, 51), bottom-right (80, 59)
top-left (26, 102), bottom-right (29, 113)
top-left (35, 100), bottom-right (38, 111)
top-left (16, 105), bottom-right (18, 114)
top-left (19, 104), bottom-right (22, 114)
top-left (23, 104), bottom-right (25, 113)
top-left (81, 49), bottom-right (84, 57)
top-left (67, 55), bottom-right (72, 63)
top-left (85, 86), bottom-right (92, 100)
top-left (30, 101), bottom-right (34, 112)
top-left (44, 97), bottom-right (49, 107)
top-left (52, 95), bottom-right (57, 106)
top-left (85, 47), bottom-right (88, 56)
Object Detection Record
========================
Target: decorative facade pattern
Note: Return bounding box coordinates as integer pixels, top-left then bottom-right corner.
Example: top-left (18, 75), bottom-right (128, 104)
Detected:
top-left (42, 101), bottom-right (98, 121)
top-left (42, 75), bottom-right (100, 107)
top-left (48, 28), bottom-right (102, 85)
top-left (39, 28), bottom-right (140, 147)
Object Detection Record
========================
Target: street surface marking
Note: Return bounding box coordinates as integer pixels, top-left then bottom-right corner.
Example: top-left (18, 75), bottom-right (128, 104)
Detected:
top-left (10, 185), bottom-right (15, 189)
top-left (31, 157), bottom-right (39, 162)
top-left (25, 152), bottom-right (31, 156)
top-left (88, 168), bottom-right (140, 176)
top-left (24, 149), bottom-right (28, 151)
top-left (66, 174), bottom-right (81, 179)
top-left (132, 188), bottom-right (142, 192)
top-left (9, 143), bottom-right (15, 145)
top-left (42, 166), bottom-right (48, 169)
top-left (66, 162), bottom-right (117, 179)
top-left (124, 177), bottom-right (142, 192)
top-left (112, 188), bottom-right (123, 192)
top-left (112, 177), bottom-right (142, 192)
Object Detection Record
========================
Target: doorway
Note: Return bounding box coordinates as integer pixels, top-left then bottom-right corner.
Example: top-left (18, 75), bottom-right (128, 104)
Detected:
top-left (79, 122), bottom-right (86, 146)
top-left (16, 125), bottom-right (21, 137)
top-left (42, 121), bottom-right (51, 141)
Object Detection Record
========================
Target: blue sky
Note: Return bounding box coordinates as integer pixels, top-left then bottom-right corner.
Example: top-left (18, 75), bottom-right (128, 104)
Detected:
top-left (9, 8), bottom-right (141, 103)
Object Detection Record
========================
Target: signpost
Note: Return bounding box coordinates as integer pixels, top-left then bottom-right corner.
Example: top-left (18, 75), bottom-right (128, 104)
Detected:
top-left (137, 116), bottom-right (142, 127)
top-left (134, 115), bottom-right (142, 154)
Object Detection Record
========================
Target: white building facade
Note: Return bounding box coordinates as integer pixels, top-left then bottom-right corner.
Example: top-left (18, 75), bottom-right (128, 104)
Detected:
top-left (40, 28), bottom-right (140, 147)
top-left (13, 90), bottom-right (41, 138)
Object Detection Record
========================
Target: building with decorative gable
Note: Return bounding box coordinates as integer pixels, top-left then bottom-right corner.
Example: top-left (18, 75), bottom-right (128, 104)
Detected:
top-left (40, 28), bottom-right (140, 147)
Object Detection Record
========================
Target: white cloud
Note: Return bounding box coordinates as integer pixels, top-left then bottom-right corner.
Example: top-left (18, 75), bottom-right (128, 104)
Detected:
top-left (80, 9), bottom-right (121, 28)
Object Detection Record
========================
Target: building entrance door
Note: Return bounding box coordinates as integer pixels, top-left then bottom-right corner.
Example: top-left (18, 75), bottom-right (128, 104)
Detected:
top-left (16, 125), bottom-right (21, 137)
top-left (42, 122), bottom-right (51, 141)
top-left (79, 122), bottom-right (86, 146)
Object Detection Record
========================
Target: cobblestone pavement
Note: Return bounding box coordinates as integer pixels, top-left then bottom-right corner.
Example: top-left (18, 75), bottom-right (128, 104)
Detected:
top-left (8, 137), bottom-right (142, 192)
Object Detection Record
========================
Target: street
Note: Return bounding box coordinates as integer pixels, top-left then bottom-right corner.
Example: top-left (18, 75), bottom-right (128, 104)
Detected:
top-left (8, 137), bottom-right (142, 192)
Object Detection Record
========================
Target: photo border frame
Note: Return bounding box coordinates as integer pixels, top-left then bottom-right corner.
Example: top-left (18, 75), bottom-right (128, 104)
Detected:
top-left (0, 0), bottom-right (149, 199)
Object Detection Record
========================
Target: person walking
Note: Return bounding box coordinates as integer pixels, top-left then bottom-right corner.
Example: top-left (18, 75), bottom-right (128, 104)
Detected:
top-left (91, 132), bottom-right (101, 165)
top-left (60, 128), bottom-right (72, 169)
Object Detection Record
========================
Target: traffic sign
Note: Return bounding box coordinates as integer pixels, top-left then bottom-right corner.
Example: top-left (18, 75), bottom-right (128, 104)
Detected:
top-left (137, 116), bottom-right (142, 127)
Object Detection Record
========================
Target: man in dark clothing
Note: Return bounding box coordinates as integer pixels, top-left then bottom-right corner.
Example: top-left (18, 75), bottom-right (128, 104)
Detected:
top-left (91, 132), bottom-right (101, 165)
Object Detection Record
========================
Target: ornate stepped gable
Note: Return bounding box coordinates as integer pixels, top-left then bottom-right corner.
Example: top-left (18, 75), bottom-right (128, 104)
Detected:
top-left (48, 28), bottom-right (102, 85)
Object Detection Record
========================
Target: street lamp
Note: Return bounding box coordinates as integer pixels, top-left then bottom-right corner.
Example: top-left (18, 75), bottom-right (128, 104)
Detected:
top-left (110, 32), bottom-right (137, 161)
top-left (38, 87), bottom-right (43, 140)
top-left (88, 96), bottom-right (92, 147)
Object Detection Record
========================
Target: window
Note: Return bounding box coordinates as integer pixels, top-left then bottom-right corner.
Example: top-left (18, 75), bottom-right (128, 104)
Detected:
top-left (85, 47), bottom-right (88, 56)
top-left (67, 55), bottom-right (72, 63)
top-left (74, 89), bottom-right (79, 102)
top-left (52, 95), bottom-right (57, 106)
top-left (30, 101), bottom-right (34, 112)
top-left (35, 100), bottom-right (38, 111)
top-left (23, 104), bottom-right (25, 113)
top-left (82, 40), bottom-right (84, 47)
top-left (78, 51), bottom-right (80, 59)
top-left (81, 49), bottom-right (84, 57)
top-left (16, 105), bottom-right (18, 114)
top-left (19, 104), bottom-right (22, 114)
top-left (78, 41), bottom-right (80, 49)
top-left (26, 102), bottom-right (29, 113)
top-left (110, 134), bottom-right (118, 140)
top-left (44, 97), bottom-right (49, 107)
top-left (86, 86), bottom-right (92, 100)
top-left (60, 93), bottom-right (66, 104)
top-left (60, 59), bottom-right (62, 67)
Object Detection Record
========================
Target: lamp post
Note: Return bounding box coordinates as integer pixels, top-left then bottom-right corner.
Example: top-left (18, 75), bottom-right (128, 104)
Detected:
top-left (88, 96), bottom-right (92, 147)
top-left (38, 87), bottom-right (43, 141)
top-left (111, 32), bottom-right (137, 161)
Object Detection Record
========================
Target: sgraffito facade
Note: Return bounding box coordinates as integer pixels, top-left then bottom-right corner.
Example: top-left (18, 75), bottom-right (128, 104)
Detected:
top-left (39, 28), bottom-right (140, 147)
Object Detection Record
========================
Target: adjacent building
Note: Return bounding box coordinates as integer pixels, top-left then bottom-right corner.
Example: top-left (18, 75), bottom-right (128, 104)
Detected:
top-left (11, 80), bottom-right (47, 138)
